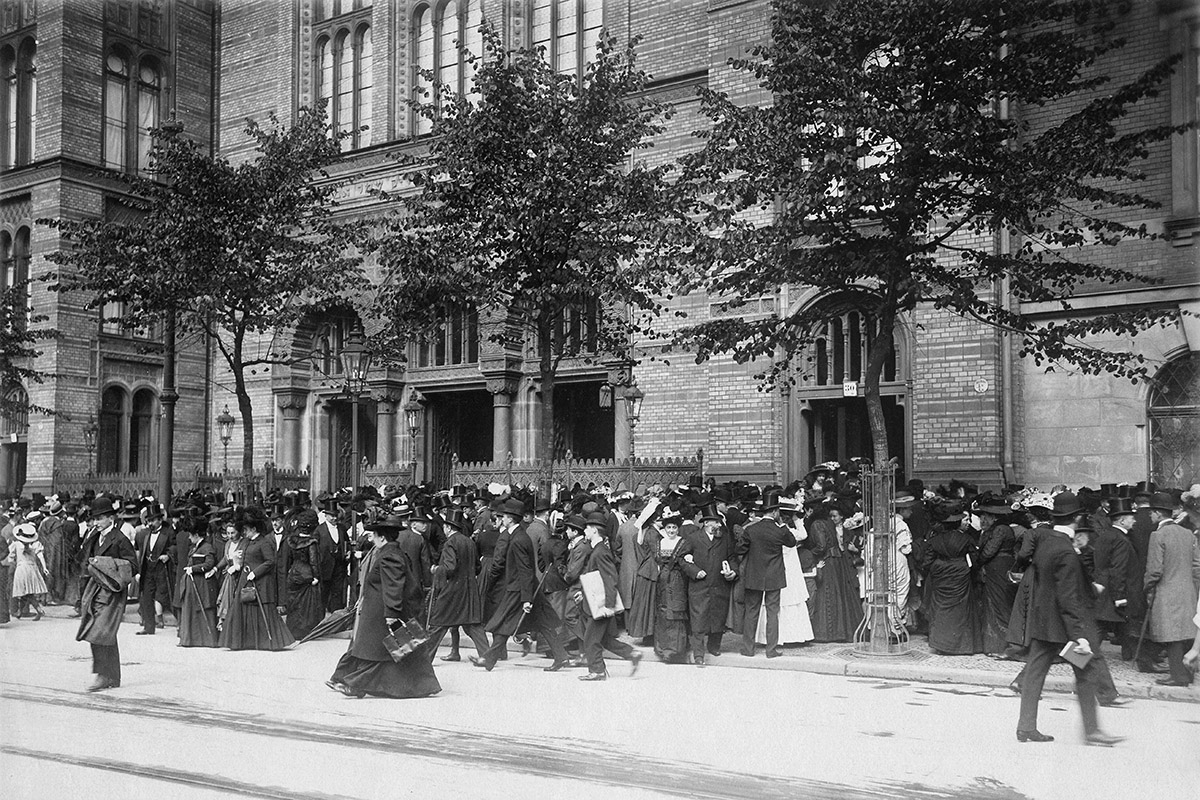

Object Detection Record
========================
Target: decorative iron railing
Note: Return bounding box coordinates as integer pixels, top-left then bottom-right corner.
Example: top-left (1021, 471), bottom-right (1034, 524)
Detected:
top-left (451, 449), bottom-right (703, 496)
top-left (362, 463), bottom-right (416, 492)
top-left (50, 462), bottom-right (310, 503)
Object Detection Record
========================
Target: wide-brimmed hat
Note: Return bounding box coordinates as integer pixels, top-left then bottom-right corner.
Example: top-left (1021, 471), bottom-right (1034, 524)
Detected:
top-left (583, 511), bottom-right (607, 528)
top-left (118, 502), bottom-right (141, 519)
top-left (497, 498), bottom-right (526, 518)
top-left (1146, 491), bottom-right (1176, 512)
top-left (778, 497), bottom-right (800, 515)
top-left (367, 515), bottom-right (406, 533)
top-left (1050, 491), bottom-right (1082, 518)
top-left (13, 525), bottom-right (37, 543)
top-left (237, 506), bottom-right (269, 534)
top-left (660, 507), bottom-right (682, 526)
top-left (893, 494), bottom-right (917, 508)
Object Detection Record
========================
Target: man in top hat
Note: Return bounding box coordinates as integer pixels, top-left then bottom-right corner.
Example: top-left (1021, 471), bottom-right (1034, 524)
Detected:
top-left (1094, 496), bottom-right (1140, 661)
top-left (394, 507), bottom-right (433, 596)
top-left (1143, 491), bottom-right (1200, 687)
top-left (314, 491), bottom-right (349, 614)
top-left (682, 502), bottom-right (738, 665)
top-left (134, 503), bottom-right (175, 635)
top-left (428, 508), bottom-right (499, 663)
top-left (77, 495), bottom-right (138, 691)
top-left (737, 488), bottom-right (798, 658)
top-left (479, 497), bottom-right (524, 662)
top-left (1016, 491), bottom-right (1122, 746)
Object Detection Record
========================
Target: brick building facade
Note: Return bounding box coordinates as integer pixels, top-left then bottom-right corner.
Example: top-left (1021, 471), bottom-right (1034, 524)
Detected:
top-left (4, 0), bottom-right (1198, 498)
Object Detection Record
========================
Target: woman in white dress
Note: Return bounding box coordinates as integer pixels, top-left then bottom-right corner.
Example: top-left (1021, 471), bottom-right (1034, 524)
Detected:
top-left (756, 499), bottom-right (814, 646)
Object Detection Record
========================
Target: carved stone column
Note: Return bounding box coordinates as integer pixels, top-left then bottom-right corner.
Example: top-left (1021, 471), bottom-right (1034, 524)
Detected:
top-left (275, 391), bottom-right (307, 471)
top-left (374, 395), bottom-right (398, 467)
top-left (486, 376), bottom-right (519, 464)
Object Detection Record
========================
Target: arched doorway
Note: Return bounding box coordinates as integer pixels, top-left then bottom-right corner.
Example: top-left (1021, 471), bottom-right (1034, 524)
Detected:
top-left (789, 291), bottom-right (908, 479)
top-left (1148, 352), bottom-right (1200, 488)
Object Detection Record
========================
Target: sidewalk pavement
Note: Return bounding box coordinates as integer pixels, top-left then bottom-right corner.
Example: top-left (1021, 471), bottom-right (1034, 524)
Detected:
top-left (11, 602), bottom-right (1196, 705)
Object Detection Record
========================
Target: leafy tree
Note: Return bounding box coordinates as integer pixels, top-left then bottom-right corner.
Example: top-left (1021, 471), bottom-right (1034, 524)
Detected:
top-left (0, 281), bottom-right (56, 419)
top-left (42, 106), bottom-right (363, 493)
top-left (368, 26), bottom-right (688, 493)
top-left (679, 0), bottom-right (1186, 475)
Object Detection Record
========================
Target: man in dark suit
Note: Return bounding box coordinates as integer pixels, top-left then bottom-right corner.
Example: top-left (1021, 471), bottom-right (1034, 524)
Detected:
top-left (477, 498), bottom-right (523, 662)
top-left (737, 490), bottom-right (797, 658)
top-left (682, 503), bottom-right (738, 664)
top-left (314, 493), bottom-right (348, 613)
top-left (1094, 498), bottom-right (1137, 653)
top-left (428, 509), bottom-right (492, 662)
top-left (397, 509), bottom-right (434, 595)
top-left (574, 512), bottom-right (641, 680)
top-left (77, 495), bottom-right (138, 691)
top-left (270, 511), bottom-right (290, 621)
top-left (134, 504), bottom-right (174, 635)
top-left (1016, 492), bottom-right (1123, 746)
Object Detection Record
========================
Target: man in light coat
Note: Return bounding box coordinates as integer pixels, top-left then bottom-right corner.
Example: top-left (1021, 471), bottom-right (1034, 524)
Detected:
top-left (1144, 491), bottom-right (1200, 687)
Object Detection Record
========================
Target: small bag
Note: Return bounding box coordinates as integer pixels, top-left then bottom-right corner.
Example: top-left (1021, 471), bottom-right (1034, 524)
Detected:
top-left (383, 619), bottom-right (431, 663)
top-left (240, 584), bottom-right (258, 604)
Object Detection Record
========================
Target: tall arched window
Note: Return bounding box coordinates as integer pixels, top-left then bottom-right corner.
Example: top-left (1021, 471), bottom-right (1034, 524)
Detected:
top-left (1, 225), bottom-right (31, 331)
top-left (530, 0), bottom-right (602, 78)
top-left (412, 1), bottom-right (483, 135)
top-left (1, 35), bottom-right (36, 170)
top-left (314, 7), bottom-right (373, 150)
top-left (97, 384), bottom-right (160, 474)
top-left (1148, 352), bottom-right (1200, 488)
top-left (104, 45), bottom-right (163, 173)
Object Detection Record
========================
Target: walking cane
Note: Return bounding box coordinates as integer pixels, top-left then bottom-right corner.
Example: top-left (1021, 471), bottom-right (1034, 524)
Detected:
top-left (1133, 585), bottom-right (1156, 664)
top-left (484, 569), bottom-right (552, 661)
top-left (249, 571), bottom-right (274, 643)
top-left (187, 570), bottom-right (217, 641)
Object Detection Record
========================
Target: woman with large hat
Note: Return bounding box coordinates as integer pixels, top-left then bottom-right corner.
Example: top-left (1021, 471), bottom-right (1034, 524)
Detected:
top-left (327, 516), bottom-right (441, 698)
top-left (974, 497), bottom-right (1019, 655)
top-left (651, 507), bottom-right (692, 663)
top-left (8, 513), bottom-right (49, 619)
top-left (174, 517), bottom-right (219, 647)
top-left (284, 512), bottom-right (325, 641)
top-left (918, 503), bottom-right (986, 655)
top-left (221, 507), bottom-right (295, 651)
top-left (807, 498), bottom-right (864, 642)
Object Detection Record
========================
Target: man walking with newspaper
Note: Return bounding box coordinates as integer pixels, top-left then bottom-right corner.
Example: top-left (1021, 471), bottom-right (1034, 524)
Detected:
top-left (573, 512), bottom-right (642, 681)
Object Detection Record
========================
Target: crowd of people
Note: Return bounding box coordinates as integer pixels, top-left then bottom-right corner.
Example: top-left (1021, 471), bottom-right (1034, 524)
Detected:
top-left (1, 465), bottom-right (1197, 718)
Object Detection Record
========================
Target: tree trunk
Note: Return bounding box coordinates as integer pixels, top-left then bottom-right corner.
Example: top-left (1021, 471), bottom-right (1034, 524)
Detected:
top-left (231, 334), bottom-right (256, 504)
top-left (537, 317), bottom-right (555, 503)
top-left (861, 303), bottom-right (897, 648)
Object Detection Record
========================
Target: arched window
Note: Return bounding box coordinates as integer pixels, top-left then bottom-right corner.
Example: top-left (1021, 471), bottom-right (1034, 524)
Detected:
top-left (1, 36), bottom-right (36, 170)
top-left (1148, 353), bottom-right (1200, 488)
top-left (104, 45), bottom-right (163, 173)
top-left (1, 225), bottom-right (31, 331)
top-left (412, 1), bottom-right (484, 135)
top-left (414, 304), bottom-right (479, 368)
top-left (97, 384), bottom-right (160, 474)
top-left (314, 7), bottom-right (372, 150)
top-left (530, 0), bottom-right (602, 78)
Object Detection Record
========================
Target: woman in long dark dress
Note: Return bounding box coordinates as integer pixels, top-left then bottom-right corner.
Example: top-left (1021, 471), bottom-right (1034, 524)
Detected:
top-left (221, 508), bottom-right (295, 651)
top-left (285, 526), bottom-right (324, 640)
top-left (626, 516), bottom-right (662, 643)
top-left (918, 507), bottom-right (986, 655)
top-left (652, 511), bottom-right (691, 663)
top-left (975, 502), bottom-right (1019, 655)
top-left (175, 522), bottom-right (219, 647)
top-left (807, 503), bottom-right (864, 642)
top-left (327, 522), bottom-right (441, 699)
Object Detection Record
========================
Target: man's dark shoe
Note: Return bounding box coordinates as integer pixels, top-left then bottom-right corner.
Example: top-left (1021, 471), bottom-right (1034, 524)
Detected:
top-left (1008, 680), bottom-right (1021, 695)
top-left (136, 630), bottom-right (153, 635)
top-left (324, 679), bottom-right (344, 693)
top-left (1016, 730), bottom-right (1054, 743)
top-left (440, 653), bottom-right (461, 662)
top-left (86, 676), bottom-right (111, 693)
top-left (629, 651), bottom-right (642, 677)
top-left (708, 646), bottom-right (721, 657)
top-left (543, 660), bottom-right (570, 672)
top-left (766, 649), bottom-right (784, 659)
top-left (1155, 677), bottom-right (1191, 687)
top-left (1099, 696), bottom-right (1132, 707)
top-left (469, 655), bottom-right (496, 672)
top-left (578, 671), bottom-right (607, 681)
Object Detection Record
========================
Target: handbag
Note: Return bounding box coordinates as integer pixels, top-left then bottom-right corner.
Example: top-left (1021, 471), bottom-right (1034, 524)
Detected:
top-left (382, 619), bottom-right (431, 663)
top-left (240, 584), bottom-right (258, 604)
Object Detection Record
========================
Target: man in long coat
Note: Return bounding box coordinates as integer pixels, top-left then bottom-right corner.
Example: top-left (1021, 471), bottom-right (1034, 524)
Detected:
top-left (134, 504), bottom-right (174, 634)
top-left (1016, 492), bottom-right (1121, 745)
top-left (479, 498), bottom-right (524, 661)
top-left (315, 493), bottom-right (349, 613)
top-left (77, 495), bottom-right (137, 691)
top-left (1144, 491), bottom-right (1200, 686)
top-left (1093, 498), bottom-right (1137, 652)
top-left (682, 503), bottom-right (737, 664)
top-left (427, 509), bottom-right (492, 661)
top-left (574, 513), bottom-right (641, 680)
top-left (736, 491), bottom-right (797, 658)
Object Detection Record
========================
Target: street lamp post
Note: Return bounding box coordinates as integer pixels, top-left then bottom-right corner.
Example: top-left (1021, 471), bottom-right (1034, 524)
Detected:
top-left (216, 405), bottom-right (234, 473)
top-left (624, 381), bottom-right (644, 492)
top-left (339, 324), bottom-right (372, 505)
top-left (83, 415), bottom-right (98, 482)
top-left (403, 393), bottom-right (422, 485)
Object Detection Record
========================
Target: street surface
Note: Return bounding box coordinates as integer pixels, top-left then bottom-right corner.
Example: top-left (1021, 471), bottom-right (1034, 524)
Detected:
top-left (1, 614), bottom-right (1197, 800)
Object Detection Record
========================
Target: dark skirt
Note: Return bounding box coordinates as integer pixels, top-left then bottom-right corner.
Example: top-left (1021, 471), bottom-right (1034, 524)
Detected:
top-left (179, 600), bottom-right (219, 647)
top-left (330, 648), bottom-right (442, 699)
top-left (286, 582), bottom-right (326, 640)
top-left (809, 556), bottom-right (863, 643)
top-left (653, 565), bottom-right (690, 662)
top-left (626, 574), bottom-right (656, 638)
top-left (926, 560), bottom-right (986, 655)
top-left (982, 554), bottom-right (1018, 654)
top-left (221, 593), bottom-right (296, 651)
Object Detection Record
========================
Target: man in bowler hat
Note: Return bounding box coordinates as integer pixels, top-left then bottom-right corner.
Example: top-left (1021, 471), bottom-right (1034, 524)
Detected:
top-left (77, 495), bottom-right (138, 691)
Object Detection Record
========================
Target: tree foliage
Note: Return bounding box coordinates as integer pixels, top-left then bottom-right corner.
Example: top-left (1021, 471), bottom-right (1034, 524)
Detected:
top-left (0, 282), bottom-right (56, 418)
top-left (367, 25), bottom-right (689, 480)
top-left (42, 105), bottom-right (363, 478)
top-left (678, 0), bottom-right (1188, 468)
